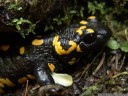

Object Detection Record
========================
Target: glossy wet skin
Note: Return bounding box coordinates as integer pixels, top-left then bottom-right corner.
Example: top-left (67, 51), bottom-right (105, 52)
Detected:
top-left (0, 16), bottom-right (112, 94)
top-left (77, 28), bottom-right (96, 52)
top-left (78, 16), bottom-right (112, 52)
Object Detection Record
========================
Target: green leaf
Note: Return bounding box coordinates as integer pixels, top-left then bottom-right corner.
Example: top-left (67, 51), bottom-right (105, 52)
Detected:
top-left (106, 39), bottom-right (120, 50)
top-left (120, 41), bottom-right (128, 52)
top-left (44, 25), bottom-right (49, 32)
top-left (12, 19), bottom-right (18, 22)
top-left (49, 25), bottom-right (54, 30)
top-left (17, 7), bottom-right (22, 10)
top-left (8, 4), bottom-right (17, 10)
top-left (20, 32), bottom-right (25, 38)
top-left (69, 10), bottom-right (77, 14)
top-left (16, 25), bottom-right (21, 30)
top-left (52, 72), bottom-right (73, 87)
top-left (80, 7), bottom-right (84, 17)
top-left (57, 21), bottom-right (62, 25)
top-left (61, 16), bottom-right (68, 21)
top-left (20, 18), bottom-right (24, 22)
top-left (17, 21), bottom-right (22, 25)
top-left (53, 18), bottom-right (59, 22)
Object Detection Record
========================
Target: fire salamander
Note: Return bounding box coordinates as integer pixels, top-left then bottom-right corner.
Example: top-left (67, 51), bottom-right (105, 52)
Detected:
top-left (0, 16), bottom-right (112, 94)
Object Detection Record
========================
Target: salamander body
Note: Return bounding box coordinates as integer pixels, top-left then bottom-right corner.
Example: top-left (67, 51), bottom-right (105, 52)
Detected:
top-left (0, 16), bottom-right (112, 94)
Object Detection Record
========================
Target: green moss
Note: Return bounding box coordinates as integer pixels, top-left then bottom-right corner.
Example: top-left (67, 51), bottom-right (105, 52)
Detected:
top-left (8, 17), bottom-right (36, 38)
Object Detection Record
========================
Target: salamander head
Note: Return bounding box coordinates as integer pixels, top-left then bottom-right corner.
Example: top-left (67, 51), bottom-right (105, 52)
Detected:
top-left (76, 24), bottom-right (112, 52)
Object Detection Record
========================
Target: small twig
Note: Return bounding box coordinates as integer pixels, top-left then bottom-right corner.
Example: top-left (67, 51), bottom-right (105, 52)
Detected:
top-left (115, 53), bottom-right (119, 72)
top-left (24, 80), bottom-right (29, 96)
top-left (15, 0), bottom-right (18, 4)
top-left (125, 29), bottom-right (128, 41)
top-left (112, 71), bottom-right (128, 79)
top-left (119, 55), bottom-right (126, 71)
top-left (79, 51), bottom-right (103, 80)
top-left (108, 56), bottom-right (116, 66)
top-left (92, 53), bottom-right (105, 75)
top-left (79, 63), bottom-right (91, 80)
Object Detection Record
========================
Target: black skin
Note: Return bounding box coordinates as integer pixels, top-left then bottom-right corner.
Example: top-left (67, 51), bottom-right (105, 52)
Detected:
top-left (0, 17), bottom-right (112, 92)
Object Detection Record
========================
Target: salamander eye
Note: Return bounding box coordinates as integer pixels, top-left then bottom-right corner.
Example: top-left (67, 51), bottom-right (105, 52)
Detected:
top-left (82, 28), bottom-right (96, 44)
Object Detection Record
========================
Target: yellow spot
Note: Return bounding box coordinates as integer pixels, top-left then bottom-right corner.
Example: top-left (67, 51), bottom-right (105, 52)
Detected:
top-left (54, 42), bottom-right (62, 55)
top-left (68, 58), bottom-right (76, 65)
top-left (53, 35), bottom-right (59, 46)
top-left (53, 36), bottom-right (77, 55)
top-left (80, 20), bottom-right (88, 25)
top-left (79, 26), bottom-right (87, 30)
top-left (27, 74), bottom-right (35, 80)
top-left (76, 45), bottom-right (82, 52)
top-left (19, 47), bottom-right (25, 55)
top-left (0, 83), bottom-right (5, 88)
top-left (76, 26), bottom-right (86, 35)
top-left (67, 41), bottom-right (77, 54)
top-left (86, 28), bottom-right (94, 33)
top-left (48, 63), bottom-right (55, 72)
top-left (76, 29), bottom-right (83, 35)
top-left (87, 16), bottom-right (96, 20)
top-left (18, 77), bottom-right (28, 84)
top-left (0, 88), bottom-right (4, 94)
top-left (0, 78), bottom-right (15, 87)
top-left (32, 39), bottom-right (44, 46)
top-left (0, 45), bottom-right (10, 51)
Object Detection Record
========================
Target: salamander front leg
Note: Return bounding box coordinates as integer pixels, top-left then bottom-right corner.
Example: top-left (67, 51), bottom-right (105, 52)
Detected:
top-left (34, 64), bottom-right (55, 86)
top-left (34, 63), bottom-right (65, 96)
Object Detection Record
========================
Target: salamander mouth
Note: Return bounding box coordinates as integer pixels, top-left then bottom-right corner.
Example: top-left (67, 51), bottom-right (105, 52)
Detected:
top-left (82, 35), bottom-right (96, 44)
top-left (78, 36), bottom-right (97, 51)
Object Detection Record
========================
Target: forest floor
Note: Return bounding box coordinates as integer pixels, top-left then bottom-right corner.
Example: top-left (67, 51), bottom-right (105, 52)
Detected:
top-left (3, 48), bottom-right (128, 96)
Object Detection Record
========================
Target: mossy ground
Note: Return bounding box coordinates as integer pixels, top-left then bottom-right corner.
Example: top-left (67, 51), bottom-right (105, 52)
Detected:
top-left (1, 0), bottom-right (128, 96)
